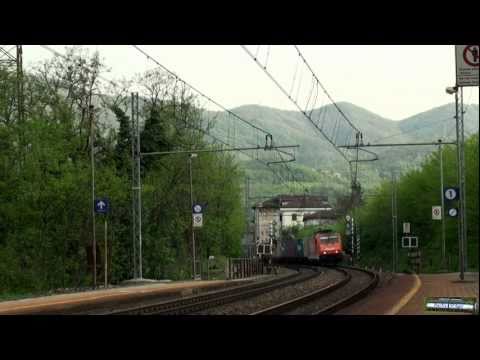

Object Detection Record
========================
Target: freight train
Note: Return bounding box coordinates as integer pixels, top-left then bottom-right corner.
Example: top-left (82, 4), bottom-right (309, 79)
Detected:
top-left (258, 228), bottom-right (345, 265)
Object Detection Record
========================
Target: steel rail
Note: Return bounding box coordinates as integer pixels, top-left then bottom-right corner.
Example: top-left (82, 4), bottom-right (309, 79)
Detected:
top-left (101, 267), bottom-right (319, 315)
top-left (250, 266), bottom-right (378, 315)
top-left (313, 266), bottom-right (378, 314)
top-left (249, 267), bottom-right (350, 315)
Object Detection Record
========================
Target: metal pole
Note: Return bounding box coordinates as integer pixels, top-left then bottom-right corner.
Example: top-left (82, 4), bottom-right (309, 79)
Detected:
top-left (439, 140), bottom-right (446, 268)
top-left (454, 90), bottom-right (464, 280)
top-left (395, 177), bottom-right (398, 271)
top-left (245, 177), bottom-right (249, 255)
top-left (131, 93), bottom-right (137, 279)
top-left (189, 155), bottom-right (196, 280)
top-left (460, 87), bottom-right (467, 273)
top-left (105, 218), bottom-right (108, 288)
top-left (391, 174), bottom-right (396, 273)
top-left (136, 93), bottom-right (143, 280)
top-left (16, 45), bottom-right (24, 124)
top-left (351, 217), bottom-right (355, 266)
top-left (90, 103), bottom-right (97, 289)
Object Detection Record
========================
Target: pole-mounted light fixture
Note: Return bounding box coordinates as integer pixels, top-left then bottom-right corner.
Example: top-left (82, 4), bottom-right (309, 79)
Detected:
top-left (445, 86), bottom-right (458, 95)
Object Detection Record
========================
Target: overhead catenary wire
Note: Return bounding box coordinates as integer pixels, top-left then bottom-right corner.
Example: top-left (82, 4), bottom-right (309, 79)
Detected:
top-left (131, 45), bottom-right (301, 189)
top-left (131, 45), bottom-right (272, 137)
top-left (293, 45), bottom-right (360, 133)
top-left (241, 45), bottom-right (368, 164)
top-left (40, 45), bottom-right (301, 191)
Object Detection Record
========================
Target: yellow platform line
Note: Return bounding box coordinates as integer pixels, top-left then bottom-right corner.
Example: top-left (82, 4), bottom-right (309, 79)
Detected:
top-left (385, 274), bottom-right (422, 315)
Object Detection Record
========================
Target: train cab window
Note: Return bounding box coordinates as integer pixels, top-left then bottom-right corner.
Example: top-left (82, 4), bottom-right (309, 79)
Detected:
top-left (319, 235), bottom-right (338, 244)
top-left (292, 214), bottom-right (297, 221)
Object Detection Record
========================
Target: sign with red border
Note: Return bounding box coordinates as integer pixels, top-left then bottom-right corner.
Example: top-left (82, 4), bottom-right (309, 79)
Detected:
top-left (456, 45), bottom-right (479, 87)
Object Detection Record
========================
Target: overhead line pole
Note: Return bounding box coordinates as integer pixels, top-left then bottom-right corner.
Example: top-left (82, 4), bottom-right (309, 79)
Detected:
top-left (391, 174), bottom-right (397, 273)
top-left (454, 86), bottom-right (468, 279)
top-left (131, 93), bottom-right (137, 279)
top-left (460, 87), bottom-right (467, 274)
top-left (89, 101), bottom-right (97, 289)
top-left (438, 140), bottom-right (446, 269)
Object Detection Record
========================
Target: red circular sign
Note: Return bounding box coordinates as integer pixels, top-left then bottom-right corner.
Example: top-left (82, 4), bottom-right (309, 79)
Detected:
top-left (433, 208), bottom-right (440, 215)
top-left (463, 45), bottom-right (479, 67)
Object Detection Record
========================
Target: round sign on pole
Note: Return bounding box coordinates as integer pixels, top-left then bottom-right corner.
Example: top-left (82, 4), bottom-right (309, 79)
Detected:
top-left (193, 204), bottom-right (203, 214)
top-left (448, 208), bottom-right (458, 217)
top-left (463, 45), bottom-right (479, 67)
top-left (444, 187), bottom-right (458, 201)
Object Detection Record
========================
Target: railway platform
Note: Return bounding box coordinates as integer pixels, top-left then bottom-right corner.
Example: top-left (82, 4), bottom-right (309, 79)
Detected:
top-left (397, 272), bottom-right (478, 315)
top-left (337, 272), bottom-right (479, 315)
top-left (0, 274), bottom-right (278, 315)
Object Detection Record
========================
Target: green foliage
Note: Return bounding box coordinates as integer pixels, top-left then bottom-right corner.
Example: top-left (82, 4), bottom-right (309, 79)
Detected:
top-left (0, 48), bottom-right (246, 296)
top-left (357, 134), bottom-right (479, 272)
top-left (214, 103), bottom-right (479, 193)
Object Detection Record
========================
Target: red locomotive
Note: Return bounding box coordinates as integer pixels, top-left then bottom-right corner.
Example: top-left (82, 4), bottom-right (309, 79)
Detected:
top-left (270, 228), bottom-right (344, 265)
top-left (310, 231), bottom-right (343, 263)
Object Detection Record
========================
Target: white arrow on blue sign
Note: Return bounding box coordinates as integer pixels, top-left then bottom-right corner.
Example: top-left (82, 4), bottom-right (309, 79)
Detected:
top-left (95, 198), bottom-right (110, 214)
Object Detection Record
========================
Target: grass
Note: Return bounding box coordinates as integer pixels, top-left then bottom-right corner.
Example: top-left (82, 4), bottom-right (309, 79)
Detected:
top-left (0, 290), bottom-right (53, 302)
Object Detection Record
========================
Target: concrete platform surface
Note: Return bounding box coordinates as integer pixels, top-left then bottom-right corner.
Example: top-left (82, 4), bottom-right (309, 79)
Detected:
top-left (0, 279), bottom-right (244, 315)
top-left (397, 272), bottom-right (479, 315)
top-left (337, 272), bottom-right (478, 315)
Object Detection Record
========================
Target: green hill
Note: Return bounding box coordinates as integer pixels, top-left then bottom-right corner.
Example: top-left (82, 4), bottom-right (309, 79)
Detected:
top-left (206, 102), bottom-right (478, 197)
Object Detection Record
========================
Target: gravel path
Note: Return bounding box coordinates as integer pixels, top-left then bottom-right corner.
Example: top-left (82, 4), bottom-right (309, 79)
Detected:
top-left (193, 267), bottom-right (345, 315)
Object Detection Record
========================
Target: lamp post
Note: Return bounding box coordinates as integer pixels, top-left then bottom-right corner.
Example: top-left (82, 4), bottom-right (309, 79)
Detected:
top-left (445, 86), bottom-right (465, 280)
top-left (438, 139), bottom-right (446, 269)
top-left (189, 153), bottom-right (198, 280)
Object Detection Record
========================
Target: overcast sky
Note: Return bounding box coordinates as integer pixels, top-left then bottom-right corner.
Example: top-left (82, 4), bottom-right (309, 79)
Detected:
top-left (20, 45), bottom-right (479, 121)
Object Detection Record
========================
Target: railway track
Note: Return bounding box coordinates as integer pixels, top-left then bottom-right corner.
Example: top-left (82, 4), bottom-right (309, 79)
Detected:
top-left (251, 266), bottom-right (378, 315)
top-left (99, 266), bottom-right (319, 315)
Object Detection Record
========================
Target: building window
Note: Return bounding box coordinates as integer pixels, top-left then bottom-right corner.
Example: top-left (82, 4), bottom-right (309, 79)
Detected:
top-left (292, 214), bottom-right (297, 221)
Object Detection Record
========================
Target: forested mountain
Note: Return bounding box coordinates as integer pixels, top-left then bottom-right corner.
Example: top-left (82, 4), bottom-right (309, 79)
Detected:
top-left (100, 96), bottom-right (478, 193)
top-left (205, 102), bottom-right (479, 195)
